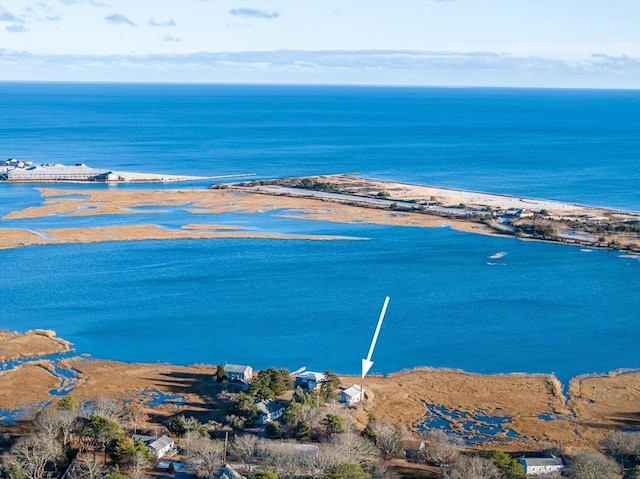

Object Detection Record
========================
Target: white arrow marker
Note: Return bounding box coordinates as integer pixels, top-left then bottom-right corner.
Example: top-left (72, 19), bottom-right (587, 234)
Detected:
top-left (362, 296), bottom-right (390, 378)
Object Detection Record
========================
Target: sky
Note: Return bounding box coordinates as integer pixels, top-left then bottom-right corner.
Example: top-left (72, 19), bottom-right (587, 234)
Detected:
top-left (0, 0), bottom-right (639, 88)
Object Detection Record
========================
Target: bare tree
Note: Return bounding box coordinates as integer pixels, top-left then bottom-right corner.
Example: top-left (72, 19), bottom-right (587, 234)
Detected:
top-left (262, 441), bottom-right (317, 479)
top-left (34, 406), bottom-right (77, 447)
top-left (230, 434), bottom-right (259, 473)
top-left (183, 432), bottom-right (225, 478)
top-left (81, 398), bottom-right (128, 428)
top-left (3, 434), bottom-right (62, 479)
top-left (601, 431), bottom-right (640, 467)
top-left (71, 459), bottom-right (109, 479)
top-left (129, 451), bottom-right (152, 479)
top-left (323, 432), bottom-right (380, 467)
top-left (371, 421), bottom-right (403, 460)
top-left (420, 430), bottom-right (460, 469)
top-left (122, 395), bottom-right (148, 435)
top-left (443, 455), bottom-right (501, 479)
top-left (566, 451), bottom-right (621, 479)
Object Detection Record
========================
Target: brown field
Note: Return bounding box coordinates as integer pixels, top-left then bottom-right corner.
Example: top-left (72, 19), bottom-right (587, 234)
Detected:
top-left (0, 330), bottom-right (71, 362)
top-left (1, 332), bottom-right (638, 452)
top-left (343, 368), bottom-right (640, 452)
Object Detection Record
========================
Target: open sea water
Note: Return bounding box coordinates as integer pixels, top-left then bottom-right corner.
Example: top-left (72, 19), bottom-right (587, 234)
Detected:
top-left (0, 83), bottom-right (639, 384)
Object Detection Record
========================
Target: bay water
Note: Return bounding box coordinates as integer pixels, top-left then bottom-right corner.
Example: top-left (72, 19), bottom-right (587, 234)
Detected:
top-left (0, 83), bottom-right (638, 384)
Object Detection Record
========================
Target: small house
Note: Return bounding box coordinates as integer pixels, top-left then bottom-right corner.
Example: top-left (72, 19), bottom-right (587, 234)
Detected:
top-left (256, 399), bottom-right (285, 424)
top-left (214, 464), bottom-right (246, 479)
top-left (402, 440), bottom-right (425, 462)
top-left (132, 434), bottom-right (177, 461)
top-left (294, 371), bottom-right (325, 391)
top-left (224, 364), bottom-right (253, 383)
top-left (516, 209), bottom-right (534, 219)
top-left (338, 384), bottom-right (364, 406)
top-left (518, 456), bottom-right (564, 475)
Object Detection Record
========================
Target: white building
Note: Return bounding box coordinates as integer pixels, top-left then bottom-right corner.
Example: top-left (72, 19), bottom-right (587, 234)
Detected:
top-left (132, 434), bottom-right (177, 461)
top-left (224, 364), bottom-right (253, 383)
top-left (338, 384), bottom-right (364, 406)
top-left (518, 456), bottom-right (564, 475)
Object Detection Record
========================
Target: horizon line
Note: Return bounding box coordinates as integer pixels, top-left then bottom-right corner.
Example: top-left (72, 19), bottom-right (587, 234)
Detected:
top-left (1, 79), bottom-right (639, 92)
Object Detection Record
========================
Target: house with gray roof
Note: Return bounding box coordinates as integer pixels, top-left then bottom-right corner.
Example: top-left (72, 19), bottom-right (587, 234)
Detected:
top-left (255, 399), bottom-right (285, 424)
top-left (338, 384), bottom-right (364, 406)
top-left (214, 464), bottom-right (245, 479)
top-left (294, 371), bottom-right (325, 391)
top-left (132, 434), bottom-right (177, 461)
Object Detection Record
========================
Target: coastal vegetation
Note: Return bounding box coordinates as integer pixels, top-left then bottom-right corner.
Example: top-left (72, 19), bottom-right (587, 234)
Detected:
top-left (1, 333), bottom-right (639, 478)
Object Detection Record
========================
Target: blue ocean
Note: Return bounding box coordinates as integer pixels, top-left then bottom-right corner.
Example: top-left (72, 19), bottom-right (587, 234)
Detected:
top-left (0, 83), bottom-right (639, 384)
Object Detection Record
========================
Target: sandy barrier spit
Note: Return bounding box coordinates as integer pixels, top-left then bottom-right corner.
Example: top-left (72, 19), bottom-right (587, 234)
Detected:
top-left (2, 175), bottom-right (638, 250)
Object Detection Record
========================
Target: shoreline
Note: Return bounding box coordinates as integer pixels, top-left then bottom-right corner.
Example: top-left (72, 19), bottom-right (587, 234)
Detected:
top-left (1, 329), bottom-right (638, 451)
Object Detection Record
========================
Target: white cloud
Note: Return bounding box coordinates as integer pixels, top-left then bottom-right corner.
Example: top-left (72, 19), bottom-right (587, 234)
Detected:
top-left (1, 49), bottom-right (637, 89)
top-left (104, 13), bottom-right (136, 26)
top-left (228, 8), bottom-right (280, 19)
top-left (159, 35), bottom-right (180, 42)
top-left (149, 18), bottom-right (177, 27)
top-left (5, 24), bottom-right (26, 33)
top-left (0, 6), bottom-right (22, 22)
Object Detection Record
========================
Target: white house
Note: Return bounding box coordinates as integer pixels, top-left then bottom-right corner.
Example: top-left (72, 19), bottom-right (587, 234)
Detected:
top-left (294, 371), bottom-right (325, 391)
top-left (132, 434), bottom-right (177, 461)
top-left (338, 385), bottom-right (364, 406)
top-left (256, 399), bottom-right (285, 424)
top-left (518, 456), bottom-right (564, 475)
top-left (224, 364), bottom-right (253, 383)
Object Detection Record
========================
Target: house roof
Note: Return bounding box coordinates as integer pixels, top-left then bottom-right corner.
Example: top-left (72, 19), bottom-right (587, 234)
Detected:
top-left (132, 434), bottom-right (174, 452)
top-left (520, 457), bottom-right (564, 466)
top-left (132, 434), bottom-right (154, 444)
top-left (214, 464), bottom-right (245, 479)
top-left (296, 371), bottom-right (325, 381)
top-left (256, 399), bottom-right (284, 415)
top-left (340, 385), bottom-right (363, 398)
top-left (224, 364), bottom-right (251, 374)
top-left (149, 435), bottom-right (174, 451)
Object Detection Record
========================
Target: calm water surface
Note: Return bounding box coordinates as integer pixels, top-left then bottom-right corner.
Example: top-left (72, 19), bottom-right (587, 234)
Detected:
top-left (1, 83), bottom-right (639, 383)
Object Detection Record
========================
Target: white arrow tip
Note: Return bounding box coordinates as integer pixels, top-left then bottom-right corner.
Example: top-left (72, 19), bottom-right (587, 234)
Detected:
top-left (361, 358), bottom-right (374, 378)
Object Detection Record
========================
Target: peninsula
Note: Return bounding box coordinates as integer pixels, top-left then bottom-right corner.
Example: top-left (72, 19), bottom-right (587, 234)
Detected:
top-left (232, 175), bottom-right (640, 252)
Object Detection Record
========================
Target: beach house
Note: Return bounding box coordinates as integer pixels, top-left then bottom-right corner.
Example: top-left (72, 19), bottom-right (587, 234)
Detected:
top-left (294, 371), bottom-right (325, 391)
top-left (132, 434), bottom-right (177, 461)
top-left (255, 399), bottom-right (285, 424)
top-left (518, 456), bottom-right (564, 475)
top-left (338, 384), bottom-right (364, 406)
top-left (224, 364), bottom-right (253, 383)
